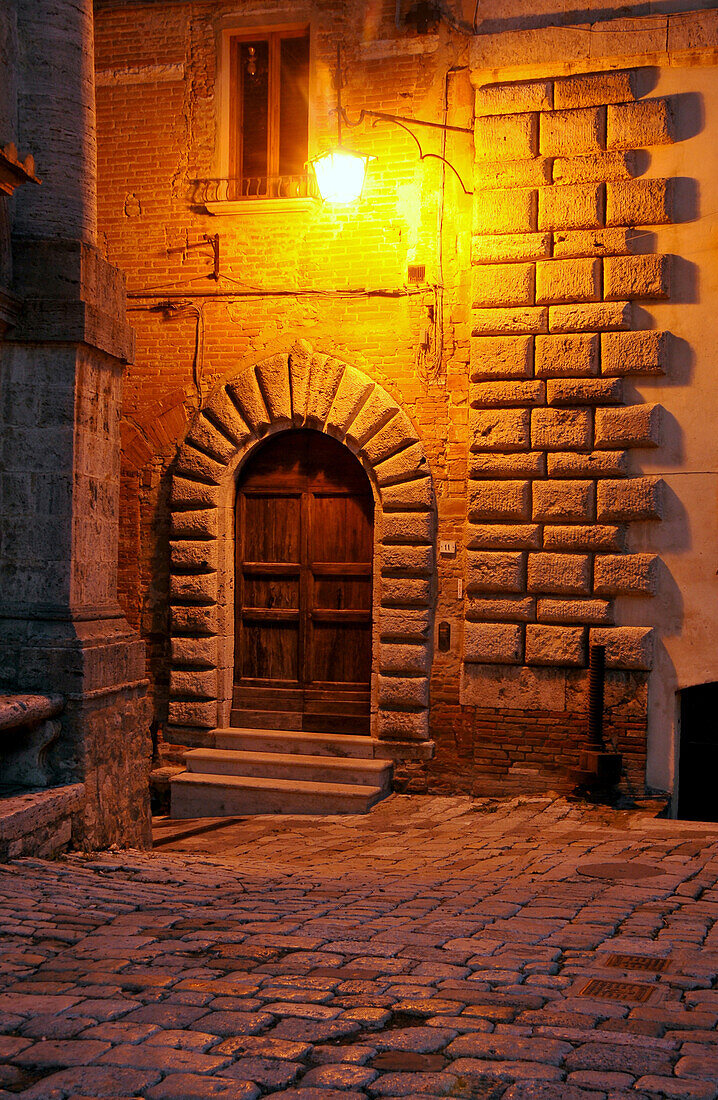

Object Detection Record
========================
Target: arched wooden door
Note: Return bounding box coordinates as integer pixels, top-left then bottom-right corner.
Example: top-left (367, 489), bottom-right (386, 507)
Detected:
top-left (232, 429), bottom-right (373, 733)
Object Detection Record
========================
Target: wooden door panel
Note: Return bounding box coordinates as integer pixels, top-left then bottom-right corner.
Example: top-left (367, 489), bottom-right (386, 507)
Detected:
top-left (310, 622), bottom-right (372, 684)
top-left (235, 430), bottom-right (373, 729)
top-left (242, 620), bottom-right (300, 682)
top-left (244, 573), bottom-right (299, 609)
top-left (313, 575), bottom-right (372, 610)
top-left (311, 494), bottom-right (372, 562)
top-left (243, 494), bottom-right (301, 562)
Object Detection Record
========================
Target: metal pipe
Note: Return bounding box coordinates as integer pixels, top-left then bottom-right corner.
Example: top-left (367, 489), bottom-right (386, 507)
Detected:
top-left (588, 644), bottom-right (606, 749)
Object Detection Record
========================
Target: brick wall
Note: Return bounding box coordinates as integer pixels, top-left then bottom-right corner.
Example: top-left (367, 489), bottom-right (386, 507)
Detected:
top-left (93, 1), bottom-right (680, 797)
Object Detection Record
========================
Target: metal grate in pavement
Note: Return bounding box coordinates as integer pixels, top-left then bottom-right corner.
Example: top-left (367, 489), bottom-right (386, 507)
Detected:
top-left (604, 953), bottom-right (669, 972)
top-left (579, 977), bottom-right (655, 1002)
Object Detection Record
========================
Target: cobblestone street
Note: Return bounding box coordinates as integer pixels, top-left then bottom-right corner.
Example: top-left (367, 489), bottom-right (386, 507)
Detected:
top-left (2, 796), bottom-right (718, 1100)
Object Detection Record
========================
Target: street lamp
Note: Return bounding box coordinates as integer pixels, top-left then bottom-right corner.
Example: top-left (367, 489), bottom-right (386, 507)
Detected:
top-left (310, 46), bottom-right (473, 205)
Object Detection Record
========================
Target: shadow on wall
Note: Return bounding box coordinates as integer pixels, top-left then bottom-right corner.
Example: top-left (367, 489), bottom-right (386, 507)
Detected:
top-left (676, 681), bottom-right (718, 821)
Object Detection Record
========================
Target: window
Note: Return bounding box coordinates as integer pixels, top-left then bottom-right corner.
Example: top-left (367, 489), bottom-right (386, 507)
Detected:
top-left (229, 28), bottom-right (310, 199)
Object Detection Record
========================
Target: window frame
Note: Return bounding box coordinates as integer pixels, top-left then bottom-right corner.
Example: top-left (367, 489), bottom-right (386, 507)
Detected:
top-left (212, 21), bottom-right (312, 212)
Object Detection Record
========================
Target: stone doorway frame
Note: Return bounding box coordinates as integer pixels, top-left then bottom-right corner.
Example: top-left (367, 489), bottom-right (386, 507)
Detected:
top-left (167, 341), bottom-right (436, 745)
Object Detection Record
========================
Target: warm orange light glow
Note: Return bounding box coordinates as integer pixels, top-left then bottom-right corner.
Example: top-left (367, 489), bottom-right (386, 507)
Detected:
top-left (311, 150), bottom-right (371, 204)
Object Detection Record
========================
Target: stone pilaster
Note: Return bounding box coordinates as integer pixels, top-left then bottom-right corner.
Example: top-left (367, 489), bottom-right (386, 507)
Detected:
top-left (0, 0), bottom-right (150, 849)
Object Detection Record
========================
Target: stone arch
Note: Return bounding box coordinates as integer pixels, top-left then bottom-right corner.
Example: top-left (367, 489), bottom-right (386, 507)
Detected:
top-left (167, 340), bottom-right (436, 746)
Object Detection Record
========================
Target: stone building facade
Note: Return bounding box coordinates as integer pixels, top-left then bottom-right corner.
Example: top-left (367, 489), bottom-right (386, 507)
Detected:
top-left (89, 0), bottom-right (718, 813)
top-left (3, 0), bottom-right (717, 849)
top-left (0, 0), bottom-right (151, 855)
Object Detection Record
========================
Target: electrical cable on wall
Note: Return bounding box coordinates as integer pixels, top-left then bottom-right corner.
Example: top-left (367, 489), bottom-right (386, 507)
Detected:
top-left (161, 300), bottom-right (206, 409)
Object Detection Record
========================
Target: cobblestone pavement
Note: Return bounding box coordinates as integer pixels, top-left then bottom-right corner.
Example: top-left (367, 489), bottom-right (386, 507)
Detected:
top-left (2, 795), bottom-right (718, 1100)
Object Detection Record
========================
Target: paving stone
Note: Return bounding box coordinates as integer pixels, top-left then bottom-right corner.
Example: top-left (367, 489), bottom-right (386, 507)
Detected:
top-left (144, 1028), bottom-right (222, 1051)
top-left (564, 1041), bottom-right (673, 1076)
top-left (122, 1004), bottom-right (210, 1028)
top-left (302, 1063), bottom-right (379, 1088)
top-left (94, 1042), bottom-right (233, 1073)
top-left (269, 1017), bottom-right (361, 1042)
top-left (218, 1057), bottom-right (304, 1088)
top-left (368, 1070), bottom-right (464, 1096)
top-left (502, 1086), bottom-right (605, 1100)
top-left (309, 1044), bottom-right (378, 1065)
top-left (446, 1033), bottom-right (571, 1064)
top-left (263, 1090), bottom-right (366, 1100)
top-left (675, 1055), bottom-right (718, 1081)
top-left (19, 1014), bottom-right (97, 1039)
top-left (145, 1073), bottom-right (260, 1100)
top-left (11, 1039), bottom-right (112, 1066)
top-left (18, 1065), bottom-right (163, 1099)
top-left (371, 1027), bottom-right (457, 1053)
top-left (77, 1020), bottom-right (161, 1043)
top-left (214, 1035), bottom-right (312, 1060)
top-left (189, 1011), bottom-right (275, 1036)
top-left (447, 1058), bottom-right (564, 1081)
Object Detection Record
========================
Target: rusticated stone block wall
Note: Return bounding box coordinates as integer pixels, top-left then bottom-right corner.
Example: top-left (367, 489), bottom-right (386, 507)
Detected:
top-left (460, 66), bottom-right (678, 788)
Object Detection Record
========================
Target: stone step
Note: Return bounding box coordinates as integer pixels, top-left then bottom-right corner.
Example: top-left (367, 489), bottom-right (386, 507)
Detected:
top-left (214, 727), bottom-right (376, 759)
top-left (184, 748), bottom-right (392, 793)
top-left (170, 771), bottom-right (385, 818)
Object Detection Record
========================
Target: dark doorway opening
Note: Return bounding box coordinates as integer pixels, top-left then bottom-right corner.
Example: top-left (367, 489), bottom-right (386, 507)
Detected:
top-left (233, 429), bottom-right (373, 734)
top-left (677, 682), bottom-right (718, 821)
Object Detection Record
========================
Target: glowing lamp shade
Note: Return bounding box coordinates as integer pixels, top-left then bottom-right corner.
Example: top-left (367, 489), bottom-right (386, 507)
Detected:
top-left (312, 150), bottom-right (371, 204)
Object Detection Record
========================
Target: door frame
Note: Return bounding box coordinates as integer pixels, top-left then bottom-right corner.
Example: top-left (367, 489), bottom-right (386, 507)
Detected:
top-left (167, 345), bottom-right (436, 746)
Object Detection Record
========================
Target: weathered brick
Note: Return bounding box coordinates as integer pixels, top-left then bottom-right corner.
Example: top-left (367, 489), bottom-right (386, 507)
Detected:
top-left (169, 668), bottom-right (217, 700)
top-left (554, 70), bottom-right (636, 110)
top-left (532, 480), bottom-right (595, 522)
top-left (378, 675), bottom-right (429, 708)
top-left (537, 598), bottom-right (613, 624)
top-left (540, 107), bottom-right (606, 158)
top-left (589, 625), bottom-right (654, 669)
top-left (531, 408), bottom-right (592, 450)
top-left (467, 550), bottom-right (527, 594)
top-left (469, 452), bottom-right (546, 479)
top-left (474, 158), bottom-right (552, 190)
top-left (594, 404), bottom-right (661, 448)
top-left (607, 99), bottom-right (675, 150)
top-left (527, 553), bottom-right (591, 595)
top-left (381, 478), bottom-right (433, 513)
top-left (606, 179), bottom-right (672, 226)
top-left (597, 477), bottom-right (664, 521)
top-left (467, 480), bottom-right (531, 521)
top-left (381, 576), bottom-right (432, 608)
top-left (547, 450), bottom-right (628, 477)
top-left (470, 335), bottom-right (534, 380)
top-left (376, 709), bottom-right (429, 741)
top-left (381, 544), bottom-right (433, 575)
top-left (466, 596), bottom-right (536, 621)
top-left (535, 258), bottom-right (601, 304)
top-left (168, 700), bottom-right (217, 728)
top-left (538, 184), bottom-right (604, 231)
top-left (171, 476), bottom-right (221, 510)
top-left (547, 378), bottom-right (622, 405)
top-left (470, 380), bottom-right (545, 407)
top-left (171, 509), bottom-right (218, 539)
top-left (379, 643), bottom-right (431, 674)
top-left (471, 408), bottom-right (531, 452)
top-left (171, 636), bottom-right (218, 668)
top-left (525, 624), bottom-right (586, 666)
top-left (472, 307), bottom-right (548, 336)
top-left (169, 573), bottom-right (216, 603)
top-left (474, 188), bottom-right (537, 234)
top-left (553, 227), bottom-right (637, 258)
top-left (475, 113), bottom-right (538, 160)
top-left (601, 330), bottom-right (669, 376)
top-left (379, 512), bottom-right (434, 544)
top-left (552, 151), bottom-right (636, 186)
top-left (472, 263), bottom-right (535, 307)
top-left (549, 302), bottom-right (632, 333)
top-left (475, 80), bottom-right (553, 117)
top-left (467, 524), bottom-right (541, 550)
top-left (543, 524), bottom-right (625, 551)
top-left (170, 540), bottom-right (218, 572)
top-left (379, 608), bottom-right (432, 641)
top-left (603, 254), bottom-right (671, 300)
top-left (594, 553), bottom-right (658, 596)
top-left (535, 333), bottom-right (599, 377)
top-left (464, 622), bottom-right (524, 664)
top-left (471, 232), bottom-right (552, 264)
